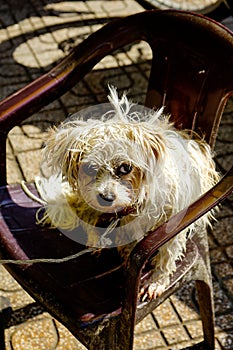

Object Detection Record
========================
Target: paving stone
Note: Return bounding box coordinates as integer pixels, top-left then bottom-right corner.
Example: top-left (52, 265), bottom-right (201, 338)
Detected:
top-left (213, 262), bottom-right (233, 279)
top-left (135, 314), bottom-right (158, 333)
top-left (134, 330), bottom-right (166, 349)
top-left (8, 126), bottom-right (45, 153)
top-left (0, 286), bottom-right (34, 311)
top-left (0, 266), bottom-right (21, 292)
top-left (226, 245), bottom-right (233, 259)
top-left (170, 285), bottom-right (200, 323)
top-left (217, 333), bottom-right (233, 350)
top-left (6, 142), bottom-right (24, 183)
top-left (17, 150), bottom-right (42, 182)
top-left (209, 248), bottom-right (226, 264)
top-left (211, 217), bottom-right (233, 246)
top-left (185, 320), bottom-right (203, 339)
top-left (215, 313), bottom-right (233, 332)
top-left (153, 300), bottom-right (180, 328)
top-left (162, 324), bottom-right (190, 345)
top-left (213, 281), bottom-right (233, 315)
top-left (10, 316), bottom-right (58, 350)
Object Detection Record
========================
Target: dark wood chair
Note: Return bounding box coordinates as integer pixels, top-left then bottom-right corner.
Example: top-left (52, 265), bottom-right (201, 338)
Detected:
top-left (0, 10), bottom-right (233, 350)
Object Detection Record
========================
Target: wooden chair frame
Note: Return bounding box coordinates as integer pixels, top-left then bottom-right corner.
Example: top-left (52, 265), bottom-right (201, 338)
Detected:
top-left (0, 10), bottom-right (233, 349)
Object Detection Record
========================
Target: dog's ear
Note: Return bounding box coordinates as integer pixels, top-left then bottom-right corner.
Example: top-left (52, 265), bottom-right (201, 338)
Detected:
top-left (145, 132), bottom-right (166, 161)
top-left (41, 124), bottom-right (82, 177)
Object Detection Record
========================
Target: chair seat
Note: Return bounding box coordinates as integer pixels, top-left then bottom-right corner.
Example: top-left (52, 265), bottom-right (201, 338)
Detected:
top-left (0, 183), bottom-right (199, 325)
top-left (0, 184), bottom-right (124, 320)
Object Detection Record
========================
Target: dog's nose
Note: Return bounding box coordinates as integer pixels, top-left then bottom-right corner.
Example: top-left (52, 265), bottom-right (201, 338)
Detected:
top-left (97, 192), bottom-right (116, 206)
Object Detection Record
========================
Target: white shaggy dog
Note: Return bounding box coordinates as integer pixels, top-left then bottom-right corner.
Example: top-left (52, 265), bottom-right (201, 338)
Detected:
top-left (37, 86), bottom-right (219, 300)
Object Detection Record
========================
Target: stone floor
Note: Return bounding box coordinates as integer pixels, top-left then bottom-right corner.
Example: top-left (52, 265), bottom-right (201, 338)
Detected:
top-left (0, 1), bottom-right (232, 349)
top-left (136, 0), bottom-right (222, 12)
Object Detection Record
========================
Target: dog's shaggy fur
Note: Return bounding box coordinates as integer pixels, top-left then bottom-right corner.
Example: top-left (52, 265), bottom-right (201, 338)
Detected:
top-left (37, 86), bottom-right (219, 299)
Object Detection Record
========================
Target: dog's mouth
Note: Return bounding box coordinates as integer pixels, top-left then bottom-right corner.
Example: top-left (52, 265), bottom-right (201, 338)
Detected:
top-left (95, 205), bottom-right (136, 228)
top-left (87, 190), bottom-right (133, 214)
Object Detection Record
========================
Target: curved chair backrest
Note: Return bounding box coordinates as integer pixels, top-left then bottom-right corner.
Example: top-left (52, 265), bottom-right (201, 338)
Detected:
top-left (1, 10), bottom-right (233, 185)
top-left (0, 10), bottom-right (233, 350)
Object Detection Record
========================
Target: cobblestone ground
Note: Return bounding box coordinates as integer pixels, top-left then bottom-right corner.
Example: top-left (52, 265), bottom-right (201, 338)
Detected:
top-left (136, 0), bottom-right (221, 12)
top-left (0, 1), bottom-right (232, 349)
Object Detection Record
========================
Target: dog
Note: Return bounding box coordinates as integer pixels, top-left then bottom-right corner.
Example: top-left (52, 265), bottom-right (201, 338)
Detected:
top-left (36, 86), bottom-right (219, 301)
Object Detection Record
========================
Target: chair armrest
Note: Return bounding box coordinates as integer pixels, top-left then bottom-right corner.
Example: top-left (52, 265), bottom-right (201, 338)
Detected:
top-left (125, 165), bottom-right (233, 299)
top-left (119, 167), bottom-right (232, 346)
top-left (0, 52), bottom-right (90, 132)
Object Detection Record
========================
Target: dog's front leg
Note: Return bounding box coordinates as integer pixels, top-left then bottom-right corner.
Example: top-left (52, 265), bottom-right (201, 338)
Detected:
top-left (138, 250), bottom-right (171, 302)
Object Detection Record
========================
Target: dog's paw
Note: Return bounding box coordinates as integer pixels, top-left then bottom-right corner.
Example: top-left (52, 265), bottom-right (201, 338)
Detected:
top-left (139, 277), bottom-right (169, 303)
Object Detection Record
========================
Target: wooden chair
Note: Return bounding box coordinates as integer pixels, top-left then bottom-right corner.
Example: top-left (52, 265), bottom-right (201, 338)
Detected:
top-left (0, 10), bottom-right (233, 350)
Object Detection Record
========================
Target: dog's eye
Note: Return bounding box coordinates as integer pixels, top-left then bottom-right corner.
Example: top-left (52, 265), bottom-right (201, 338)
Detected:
top-left (116, 163), bottom-right (132, 177)
top-left (82, 163), bottom-right (97, 177)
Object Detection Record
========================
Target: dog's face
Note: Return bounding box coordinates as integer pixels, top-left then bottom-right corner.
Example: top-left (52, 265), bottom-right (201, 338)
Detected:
top-left (43, 119), bottom-right (165, 218)
top-left (61, 126), bottom-right (148, 216)
top-left (78, 153), bottom-right (142, 214)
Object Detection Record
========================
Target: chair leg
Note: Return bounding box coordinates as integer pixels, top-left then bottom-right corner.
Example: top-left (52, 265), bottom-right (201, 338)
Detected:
top-left (0, 312), bottom-right (6, 350)
top-left (195, 280), bottom-right (215, 350)
top-left (82, 316), bottom-right (133, 350)
top-left (88, 321), bottom-right (117, 350)
top-left (0, 297), bottom-right (11, 350)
